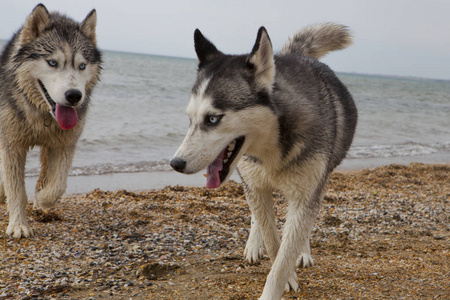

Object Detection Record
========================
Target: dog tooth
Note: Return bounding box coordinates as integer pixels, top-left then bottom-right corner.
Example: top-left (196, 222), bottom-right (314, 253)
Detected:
top-left (223, 159), bottom-right (228, 164)
top-left (228, 142), bottom-right (236, 152)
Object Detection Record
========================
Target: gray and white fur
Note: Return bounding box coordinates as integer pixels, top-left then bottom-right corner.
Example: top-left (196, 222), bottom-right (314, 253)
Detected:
top-left (0, 4), bottom-right (101, 238)
top-left (171, 23), bottom-right (357, 299)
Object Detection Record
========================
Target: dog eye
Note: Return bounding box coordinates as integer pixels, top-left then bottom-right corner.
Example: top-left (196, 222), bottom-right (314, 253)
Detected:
top-left (79, 63), bottom-right (86, 70)
top-left (205, 114), bottom-right (223, 126)
top-left (47, 60), bottom-right (58, 68)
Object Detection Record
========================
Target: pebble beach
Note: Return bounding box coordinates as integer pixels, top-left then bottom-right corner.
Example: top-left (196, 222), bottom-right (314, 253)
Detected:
top-left (0, 163), bottom-right (448, 299)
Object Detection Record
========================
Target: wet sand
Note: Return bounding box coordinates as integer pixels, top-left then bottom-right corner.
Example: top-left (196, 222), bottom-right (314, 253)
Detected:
top-left (24, 152), bottom-right (450, 196)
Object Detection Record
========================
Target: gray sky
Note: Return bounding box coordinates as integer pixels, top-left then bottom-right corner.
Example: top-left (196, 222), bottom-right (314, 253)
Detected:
top-left (1, 0), bottom-right (450, 80)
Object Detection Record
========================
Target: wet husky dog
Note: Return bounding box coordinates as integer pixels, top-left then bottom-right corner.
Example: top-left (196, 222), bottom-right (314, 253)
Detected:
top-left (170, 23), bottom-right (357, 299)
top-left (0, 4), bottom-right (101, 238)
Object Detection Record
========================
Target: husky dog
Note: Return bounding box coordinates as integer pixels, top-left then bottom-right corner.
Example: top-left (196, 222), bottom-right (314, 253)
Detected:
top-left (170, 23), bottom-right (357, 299)
top-left (0, 4), bottom-right (101, 238)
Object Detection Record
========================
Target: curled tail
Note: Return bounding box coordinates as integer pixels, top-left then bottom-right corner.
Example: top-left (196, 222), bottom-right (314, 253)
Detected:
top-left (279, 23), bottom-right (352, 59)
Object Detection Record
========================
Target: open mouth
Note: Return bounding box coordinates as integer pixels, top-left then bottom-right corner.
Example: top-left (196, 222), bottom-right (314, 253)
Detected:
top-left (206, 136), bottom-right (245, 188)
top-left (38, 79), bottom-right (56, 113)
top-left (38, 80), bottom-right (78, 130)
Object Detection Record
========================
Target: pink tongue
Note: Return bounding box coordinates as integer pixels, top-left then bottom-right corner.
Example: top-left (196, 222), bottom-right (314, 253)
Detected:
top-left (55, 104), bottom-right (78, 130)
top-left (206, 150), bottom-right (226, 188)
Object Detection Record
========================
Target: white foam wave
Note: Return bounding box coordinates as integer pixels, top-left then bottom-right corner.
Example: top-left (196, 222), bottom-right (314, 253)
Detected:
top-left (348, 142), bottom-right (450, 159)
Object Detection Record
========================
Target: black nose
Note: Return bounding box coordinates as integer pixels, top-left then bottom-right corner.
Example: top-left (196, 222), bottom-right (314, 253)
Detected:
top-left (65, 89), bottom-right (82, 105)
top-left (170, 157), bottom-right (186, 173)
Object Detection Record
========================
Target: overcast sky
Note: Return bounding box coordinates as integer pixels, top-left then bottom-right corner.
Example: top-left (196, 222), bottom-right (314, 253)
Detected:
top-left (1, 0), bottom-right (450, 80)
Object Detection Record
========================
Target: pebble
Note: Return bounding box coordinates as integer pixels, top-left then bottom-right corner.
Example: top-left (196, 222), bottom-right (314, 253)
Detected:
top-left (0, 163), bottom-right (447, 299)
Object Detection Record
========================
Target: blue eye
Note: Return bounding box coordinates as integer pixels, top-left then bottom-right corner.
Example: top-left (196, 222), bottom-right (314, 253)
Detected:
top-left (206, 114), bottom-right (223, 126)
top-left (209, 116), bottom-right (218, 123)
top-left (47, 60), bottom-right (58, 67)
top-left (79, 63), bottom-right (86, 70)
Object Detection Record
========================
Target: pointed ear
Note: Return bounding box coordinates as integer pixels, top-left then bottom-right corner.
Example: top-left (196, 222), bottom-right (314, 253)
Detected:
top-left (247, 27), bottom-right (275, 92)
top-left (81, 9), bottom-right (97, 46)
top-left (194, 29), bottom-right (223, 67)
top-left (20, 4), bottom-right (51, 45)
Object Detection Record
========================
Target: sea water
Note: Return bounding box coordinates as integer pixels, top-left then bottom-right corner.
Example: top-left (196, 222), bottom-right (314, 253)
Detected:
top-left (0, 42), bottom-right (448, 184)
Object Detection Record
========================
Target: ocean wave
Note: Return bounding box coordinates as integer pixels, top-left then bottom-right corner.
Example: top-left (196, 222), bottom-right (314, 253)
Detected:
top-left (26, 160), bottom-right (172, 177)
top-left (347, 142), bottom-right (450, 159)
top-left (24, 142), bottom-right (449, 177)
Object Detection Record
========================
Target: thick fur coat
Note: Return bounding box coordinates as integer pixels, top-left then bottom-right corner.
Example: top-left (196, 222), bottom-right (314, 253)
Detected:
top-left (0, 4), bottom-right (101, 238)
top-left (171, 23), bottom-right (357, 299)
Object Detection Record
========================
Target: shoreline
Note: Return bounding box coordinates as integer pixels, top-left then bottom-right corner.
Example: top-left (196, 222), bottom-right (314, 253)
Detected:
top-left (23, 154), bottom-right (450, 197)
top-left (2, 163), bottom-right (448, 299)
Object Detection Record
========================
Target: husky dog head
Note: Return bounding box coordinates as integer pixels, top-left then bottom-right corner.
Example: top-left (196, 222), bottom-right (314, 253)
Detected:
top-left (170, 27), bottom-right (278, 188)
top-left (12, 4), bottom-right (101, 130)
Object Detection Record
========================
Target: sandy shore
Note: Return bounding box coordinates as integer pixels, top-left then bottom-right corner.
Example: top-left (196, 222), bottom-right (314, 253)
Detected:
top-left (23, 152), bottom-right (450, 196)
top-left (1, 163), bottom-right (449, 299)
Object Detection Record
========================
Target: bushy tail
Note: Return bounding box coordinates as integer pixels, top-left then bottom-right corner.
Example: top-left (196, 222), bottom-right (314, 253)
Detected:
top-left (279, 23), bottom-right (352, 59)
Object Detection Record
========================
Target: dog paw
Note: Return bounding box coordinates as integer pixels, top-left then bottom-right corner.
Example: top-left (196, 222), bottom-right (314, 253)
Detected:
top-left (244, 234), bottom-right (265, 264)
top-left (284, 270), bottom-right (299, 292)
top-left (296, 252), bottom-right (314, 268)
top-left (6, 223), bottom-right (33, 239)
top-left (244, 243), bottom-right (264, 264)
top-left (34, 189), bottom-right (62, 209)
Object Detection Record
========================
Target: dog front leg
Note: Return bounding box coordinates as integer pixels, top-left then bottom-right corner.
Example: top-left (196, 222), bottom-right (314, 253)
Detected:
top-left (295, 185), bottom-right (328, 269)
top-left (35, 145), bottom-right (49, 195)
top-left (34, 145), bottom-right (75, 209)
top-left (244, 212), bottom-right (265, 263)
top-left (0, 181), bottom-right (6, 204)
top-left (0, 147), bottom-right (32, 238)
top-left (243, 183), bottom-right (280, 264)
top-left (259, 173), bottom-right (326, 299)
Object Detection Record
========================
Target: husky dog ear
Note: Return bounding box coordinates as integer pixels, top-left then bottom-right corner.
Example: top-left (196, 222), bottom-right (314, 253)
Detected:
top-left (194, 29), bottom-right (223, 67)
top-left (247, 27), bottom-right (275, 92)
top-left (20, 4), bottom-right (51, 45)
top-left (81, 9), bottom-right (97, 46)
